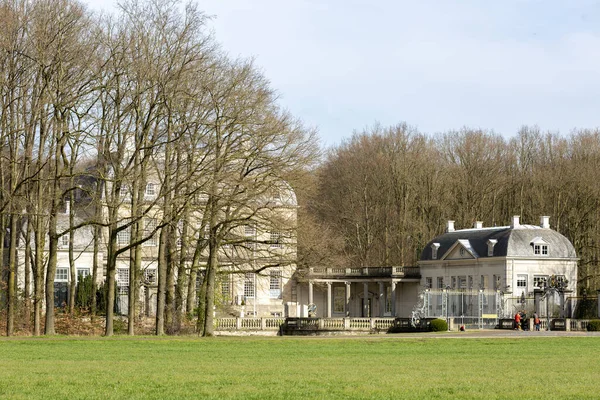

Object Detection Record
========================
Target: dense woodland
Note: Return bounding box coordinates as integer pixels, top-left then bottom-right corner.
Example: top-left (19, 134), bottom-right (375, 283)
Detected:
top-left (300, 124), bottom-right (600, 297)
top-left (1, 0), bottom-right (599, 337)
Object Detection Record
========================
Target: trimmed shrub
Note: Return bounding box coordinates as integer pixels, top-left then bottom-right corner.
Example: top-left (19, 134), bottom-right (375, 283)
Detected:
top-left (587, 320), bottom-right (600, 331)
top-left (429, 318), bottom-right (448, 332)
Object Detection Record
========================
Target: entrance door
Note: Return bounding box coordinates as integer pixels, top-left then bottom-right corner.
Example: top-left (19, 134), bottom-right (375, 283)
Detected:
top-left (362, 298), bottom-right (371, 317)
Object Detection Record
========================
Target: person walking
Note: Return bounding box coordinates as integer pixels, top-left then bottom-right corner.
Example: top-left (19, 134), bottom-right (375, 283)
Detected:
top-left (514, 311), bottom-right (521, 330)
top-left (534, 313), bottom-right (541, 331)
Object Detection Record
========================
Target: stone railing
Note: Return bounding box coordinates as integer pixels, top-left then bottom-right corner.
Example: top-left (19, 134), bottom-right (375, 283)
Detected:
top-left (214, 317), bottom-right (593, 333)
top-left (215, 317), bottom-right (286, 331)
top-left (308, 266), bottom-right (420, 279)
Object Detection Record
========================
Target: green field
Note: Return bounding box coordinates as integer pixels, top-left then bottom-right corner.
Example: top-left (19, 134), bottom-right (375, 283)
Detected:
top-left (0, 335), bottom-right (598, 399)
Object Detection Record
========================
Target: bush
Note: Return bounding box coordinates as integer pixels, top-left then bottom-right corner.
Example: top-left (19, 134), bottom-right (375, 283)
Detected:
top-left (429, 318), bottom-right (448, 332)
top-left (587, 320), bottom-right (600, 331)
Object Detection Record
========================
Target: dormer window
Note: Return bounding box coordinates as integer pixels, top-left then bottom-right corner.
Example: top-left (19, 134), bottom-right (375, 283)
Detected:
top-left (487, 239), bottom-right (497, 257)
top-left (534, 244), bottom-right (548, 255)
top-left (531, 237), bottom-right (549, 256)
top-left (431, 243), bottom-right (440, 260)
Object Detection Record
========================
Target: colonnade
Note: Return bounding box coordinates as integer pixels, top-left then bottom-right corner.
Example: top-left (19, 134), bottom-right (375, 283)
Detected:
top-left (307, 280), bottom-right (398, 318)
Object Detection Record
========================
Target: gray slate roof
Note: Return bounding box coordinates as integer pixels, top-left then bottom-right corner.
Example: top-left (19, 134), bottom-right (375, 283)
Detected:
top-left (420, 225), bottom-right (577, 261)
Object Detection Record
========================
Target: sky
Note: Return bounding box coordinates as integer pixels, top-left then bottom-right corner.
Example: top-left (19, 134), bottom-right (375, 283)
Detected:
top-left (84, 0), bottom-right (600, 147)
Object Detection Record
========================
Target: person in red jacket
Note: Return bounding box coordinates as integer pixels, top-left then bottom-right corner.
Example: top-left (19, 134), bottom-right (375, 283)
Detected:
top-left (514, 311), bottom-right (521, 330)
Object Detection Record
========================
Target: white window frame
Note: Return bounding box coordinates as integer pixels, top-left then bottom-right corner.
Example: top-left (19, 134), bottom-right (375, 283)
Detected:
top-left (119, 185), bottom-right (129, 199)
top-left (533, 275), bottom-right (548, 289)
top-left (270, 231), bottom-right (283, 248)
top-left (144, 269), bottom-right (157, 284)
top-left (221, 279), bottom-right (231, 299)
top-left (269, 270), bottom-right (282, 298)
top-left (425, 277), bottom-right (432, 289)
top-left (517, 274), bottom-right (528, 292)
top-left (245, 224), bottom-right (256, 249)
top-left (60, 234), bottom-right (69, 248)
top-left (145, 182), bottom-right (156, 197)
top-left (143, 218), bottom-right (158, 247)
top-left (117, 220), bottom-right (131, 246)
top-left (77, 268), bottom-right (90, 280)
top-left (437, 277), bottom-right (444, 289)
top-left (55, 267), bottom-right (69, 282)
top-left (117, 268), bottom-right (130, 286)
top-left (244, 273), bottom-right (255, 298)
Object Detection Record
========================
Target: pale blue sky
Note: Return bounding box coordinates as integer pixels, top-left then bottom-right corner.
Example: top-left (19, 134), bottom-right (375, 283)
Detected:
top-left (85, 0), bottom-right (600, 147)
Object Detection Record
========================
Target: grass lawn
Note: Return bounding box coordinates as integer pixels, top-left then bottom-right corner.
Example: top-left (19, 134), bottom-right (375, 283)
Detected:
top-left (0, 335), bottom-right (598, 399)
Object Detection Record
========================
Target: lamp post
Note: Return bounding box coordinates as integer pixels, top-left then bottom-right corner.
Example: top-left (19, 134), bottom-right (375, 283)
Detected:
top-left (445, 285), bottom-right (451, 331)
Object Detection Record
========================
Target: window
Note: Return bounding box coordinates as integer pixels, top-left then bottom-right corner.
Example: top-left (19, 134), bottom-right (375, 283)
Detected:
top-left (493, 275), bottom-right (502, 290)
top-left (145, 182), bottom-right (156, 197)
top-left (458, 276), bottom-right (467, 290)
top-left (517, 275), bottom-right (527, 289)
top-left (55, 267), bottom-right (68, 281)
top-left (425, 277), bottom-right (432, 289)
top-left (245, 224), bottom-right (256, 249)
top-left (117, 268), bottom-right (130, 286)
top-left (451, 276), bottom-right (457, 289)
top-left (221, 279), bottom-right (230, 299)
top-left (270, 231), bottom-right (282, 248)
top-left (431, 243), bottom-right (440, 260)
top-left (480, 275), bottom-right (489, 289)
top-left (534, 275), bottom-right (548, 289)
top-left (468, 275), bottom-right (473, 290)
top-left (245, 224), bottom-right (256, 237)
top-left (487, 239), bottom-right (497, 257)
top-left (143, 218), bottom-right (158, 246)
top-left (119, 185), bottom-right (129, 199)
top-left (269, 270), bottom-right (282, 298)
top-left (437, 277), bottom-right (444, 289)
top-left (533, 244), bottom-right (548, 255)
top-left (77, 269), bottom-right (90, 279)
top-left (117, 220), bottom-right (130, 246)
top-left (271, 188), bottom-right (281, 201)
top-left (244, 273), bottom-right (255, 298)
top-left (144, 269), bottom-right (157, 284)
top-left (60, 235), bottom-right (69, 247)
top-left (333, 286), bottom-right (345, 313)
top-left (531, 237), bottom-right (549, 256)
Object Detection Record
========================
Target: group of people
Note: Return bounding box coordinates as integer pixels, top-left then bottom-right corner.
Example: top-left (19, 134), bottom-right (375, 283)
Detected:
top-left (514, 310), bottom-right (542, 331)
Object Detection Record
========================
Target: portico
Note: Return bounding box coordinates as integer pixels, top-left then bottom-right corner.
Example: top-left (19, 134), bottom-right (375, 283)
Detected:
top-left (299, 266), bottom-right (421, 318)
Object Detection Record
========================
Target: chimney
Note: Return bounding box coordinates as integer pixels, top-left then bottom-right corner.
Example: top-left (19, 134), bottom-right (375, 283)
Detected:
top-left (446, 220), bottom-right (455, 232)
top-left (541, 216), bottom-right (550, 229)
top-left (511, 215), bottom-right (520, 228)
top-left (65, 200), bottom-right (70, 215)
top-left (474, 221), bottom-right (483, 229)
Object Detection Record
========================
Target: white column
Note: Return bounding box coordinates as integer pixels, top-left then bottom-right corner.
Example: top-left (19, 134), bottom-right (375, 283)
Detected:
top-left (391, 281), bottom-right (397, 317)
top-left (345, 281), bottom-right (351, 316)
top-left (326, 282), bottom-right (332, 318)
top-left (379, 282), bottom-right (385, 317)
top-left (363, 282), bottom-right (369, 317)
top-left (308, 280), bottom-right (314, 305)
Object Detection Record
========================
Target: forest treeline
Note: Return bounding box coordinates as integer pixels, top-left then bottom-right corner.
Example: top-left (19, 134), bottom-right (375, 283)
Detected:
top-left (0, 0), bottom-right (316, 336)
top-left (300, 124), bottom-right (600, 295)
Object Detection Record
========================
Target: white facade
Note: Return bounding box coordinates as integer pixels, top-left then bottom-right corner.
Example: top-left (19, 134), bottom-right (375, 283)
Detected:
top-left (418, 216), bottom-right (578, 316)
